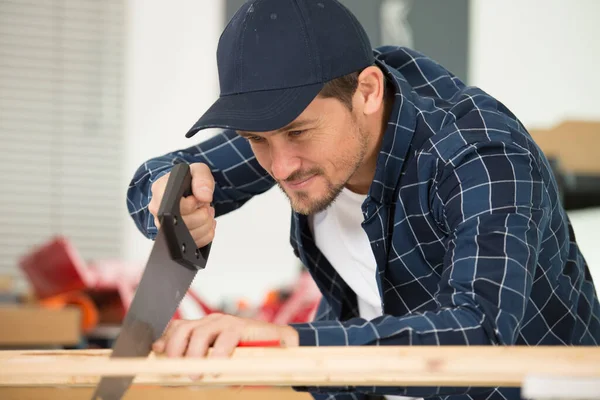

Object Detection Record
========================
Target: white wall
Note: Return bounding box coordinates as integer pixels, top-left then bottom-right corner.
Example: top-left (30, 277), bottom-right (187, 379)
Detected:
top-left (568, 208), bottom-right (600, 277)
top-left (468, 0), bottom-right (600, 282)
top-left (122, 0), bottom-right (300, 307)
top-left (468, 0), bottom-right (600, 130)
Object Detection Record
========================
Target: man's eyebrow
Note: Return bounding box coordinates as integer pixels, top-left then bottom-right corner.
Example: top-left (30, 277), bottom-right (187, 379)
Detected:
top-left (237, 118), bottom-right (318, 137)
top-left (279, 118), bottom-right (318, 132)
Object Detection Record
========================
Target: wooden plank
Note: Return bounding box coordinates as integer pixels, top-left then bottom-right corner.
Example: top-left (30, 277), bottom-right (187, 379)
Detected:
top-left (0, 387), bottom-right (311, 400)
top-left (0, 346), bottom-right (599, 388)
top-left (0, 305), bottom-right (80, 346)
top-left (529, 120), bottom-right (600, 175)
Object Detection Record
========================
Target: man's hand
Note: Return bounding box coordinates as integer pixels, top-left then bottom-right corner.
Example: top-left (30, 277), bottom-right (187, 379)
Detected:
top-left (152, 313), bottom-right (299, 360)
top-left (148, 163), bottom-right (216, 248)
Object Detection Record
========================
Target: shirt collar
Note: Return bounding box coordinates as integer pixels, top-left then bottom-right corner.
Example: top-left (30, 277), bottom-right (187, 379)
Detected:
top-left (364, 59), bottom-right (417, 209)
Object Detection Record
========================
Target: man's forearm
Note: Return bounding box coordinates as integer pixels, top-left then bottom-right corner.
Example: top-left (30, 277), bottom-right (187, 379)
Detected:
top-left (126, 155), bottom-right (185, 239)
top-left (125, 129), bottom-right (275, 239)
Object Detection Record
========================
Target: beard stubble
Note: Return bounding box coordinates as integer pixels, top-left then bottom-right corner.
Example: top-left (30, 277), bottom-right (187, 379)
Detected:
top-left (277, 124), bottom-right (369, 215)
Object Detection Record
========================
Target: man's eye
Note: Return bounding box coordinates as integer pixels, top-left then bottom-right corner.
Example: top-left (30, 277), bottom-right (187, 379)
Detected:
top-left (247, 136), bottom-right (264, 143)
top-left (288, 130), bottom-right (304, 137)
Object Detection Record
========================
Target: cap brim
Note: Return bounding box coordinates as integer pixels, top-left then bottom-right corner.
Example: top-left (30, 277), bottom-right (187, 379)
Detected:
top-left (185, 82), bottom-right (324, 138)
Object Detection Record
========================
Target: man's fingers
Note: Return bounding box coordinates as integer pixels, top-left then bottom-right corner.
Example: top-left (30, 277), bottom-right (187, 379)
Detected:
top-left (152, 313), bottom-right (296, 382)
top-left (186, 327), bottom-right (220, 359)
top-left (190, 222), bottom-right (216, 249)
top-left (148, 195), bottom-right (161, 224)
top-left (148, 200), bottom-right (159, 220)
top-left (190, 163), bottom-right (215, 204)
top-left (185, 328), bottom-right (220, 381)
top-left (184, 317), bottom-right (224, 380)
top-left (193, 185), bottom-right (214, 204)
top-left (152, 339), bottom-right (165, 354)
top-left (148, 164), bottom-right (214, 227)
top-left (210, 328), bottom-right (242, 358)
top-left (184, 209), bottom-right (214, 233)
top-left (181, 207), bottom-right (216, 247)
top-left (165, 321), bottom-right (197, 358)
top-left (182, 205), bottom-right (213, 226)
top-left (152, 197), bottom-right (200, 229)
top-left (184, 314), bottom-right (233, 380)
top-left (153, 319), bottom-right (180, 354)
top-left (179, 196), bottom-right (202, 215)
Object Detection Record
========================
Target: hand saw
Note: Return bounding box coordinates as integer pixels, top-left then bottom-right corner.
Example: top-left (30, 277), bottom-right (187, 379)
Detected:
top-left (89, 163), bottom-right (279, 400)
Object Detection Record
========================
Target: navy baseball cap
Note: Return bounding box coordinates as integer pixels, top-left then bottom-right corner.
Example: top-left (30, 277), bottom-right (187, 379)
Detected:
top-left (185, 0), bottom-right (374, 138)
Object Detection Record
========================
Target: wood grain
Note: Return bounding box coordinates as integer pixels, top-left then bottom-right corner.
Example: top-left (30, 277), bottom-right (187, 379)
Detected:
top-left (0, 346), bottom-right (599, 388)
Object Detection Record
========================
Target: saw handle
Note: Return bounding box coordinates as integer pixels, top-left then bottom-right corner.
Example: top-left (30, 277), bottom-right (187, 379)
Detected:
top-left (157, 162), bottom-right (211, 271)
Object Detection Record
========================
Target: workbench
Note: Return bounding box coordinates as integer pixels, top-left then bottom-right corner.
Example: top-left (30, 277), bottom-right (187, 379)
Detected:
top-left (0, 346), bottom-right (598, 400)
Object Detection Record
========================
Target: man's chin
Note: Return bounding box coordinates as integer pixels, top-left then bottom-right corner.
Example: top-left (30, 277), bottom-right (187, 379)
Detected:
top-left (277, 181), bottom-right (343, 215)
top-left (285, 191), bottom-right (337, 216)
top-left (289, 200), bottom-right (323, 216)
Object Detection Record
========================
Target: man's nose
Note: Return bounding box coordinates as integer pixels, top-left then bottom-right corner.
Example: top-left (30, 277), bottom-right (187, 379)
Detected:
top-left (270, 144), bottom-right (301, 181)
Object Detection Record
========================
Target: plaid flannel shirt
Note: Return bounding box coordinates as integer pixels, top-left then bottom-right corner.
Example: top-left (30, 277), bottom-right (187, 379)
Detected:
top-left (126, 46), bottom-right (600, 400)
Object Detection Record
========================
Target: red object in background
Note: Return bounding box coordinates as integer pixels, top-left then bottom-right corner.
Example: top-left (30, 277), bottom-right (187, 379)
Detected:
top-left (17, 235), bottom-right (220, 329)
top-left (18, 236), bottom-right (321, 335)
top-left (255, 290), bottom-right (283, 322)
top-left (271, 271), bottom-right (321, 324)
top-left (17, 236), bottom-right (144, 331)
top-left (19, 236), bottom-right (95, 299)
top-left (38, 291), bottom-right (99, 333)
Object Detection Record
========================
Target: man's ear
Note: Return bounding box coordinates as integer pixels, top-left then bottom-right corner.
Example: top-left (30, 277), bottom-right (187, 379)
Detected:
top-left (354, 66), bottom-right (386, 116)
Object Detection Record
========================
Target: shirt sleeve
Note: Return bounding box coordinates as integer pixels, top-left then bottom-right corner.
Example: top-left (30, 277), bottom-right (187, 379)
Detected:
top-left (289, 137), bottom-right (549, 398)
top-left (126, 129), bottom-right (274, 239)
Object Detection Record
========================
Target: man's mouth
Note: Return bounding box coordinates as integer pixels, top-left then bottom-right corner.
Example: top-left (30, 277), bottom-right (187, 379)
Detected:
top-left (283, 174), bottom-right (317, 190)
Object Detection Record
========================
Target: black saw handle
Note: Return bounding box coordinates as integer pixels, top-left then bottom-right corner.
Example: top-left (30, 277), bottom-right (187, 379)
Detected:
top-left (157, 163), bottom-right (211, 271)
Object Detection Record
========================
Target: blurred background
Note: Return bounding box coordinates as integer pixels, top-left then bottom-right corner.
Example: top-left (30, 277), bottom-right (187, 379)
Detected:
top-left (1, 0), bottom-right (599, 348)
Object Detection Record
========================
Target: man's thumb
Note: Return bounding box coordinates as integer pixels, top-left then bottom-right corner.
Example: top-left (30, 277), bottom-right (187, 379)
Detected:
top-left (192, 181), bottom-right (213, 203)
top-left (190, 164), bottom-right (215, 203)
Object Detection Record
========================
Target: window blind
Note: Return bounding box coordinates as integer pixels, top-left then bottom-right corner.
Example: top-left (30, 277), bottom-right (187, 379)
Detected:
top-left (0, 0), bottom-right (125, 281)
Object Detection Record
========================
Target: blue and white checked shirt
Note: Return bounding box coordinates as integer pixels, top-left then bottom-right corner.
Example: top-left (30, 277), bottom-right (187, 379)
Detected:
top-left (127, 46), bottom-right (600, 400)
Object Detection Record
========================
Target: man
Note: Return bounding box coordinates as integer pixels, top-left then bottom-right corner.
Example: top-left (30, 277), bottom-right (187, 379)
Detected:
top-left (126, 0), bottom-right (600, 399)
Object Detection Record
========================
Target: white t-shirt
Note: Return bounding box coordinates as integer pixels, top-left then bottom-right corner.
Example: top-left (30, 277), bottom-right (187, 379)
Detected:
top-left (309, 187), bottom-right (421, 400)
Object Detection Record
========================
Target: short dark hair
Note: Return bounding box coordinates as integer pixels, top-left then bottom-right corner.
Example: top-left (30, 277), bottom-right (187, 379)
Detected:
top-left (318, 65), bottom-right (388, 110)
top-left (318, 71), bottom-right (361, 110)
